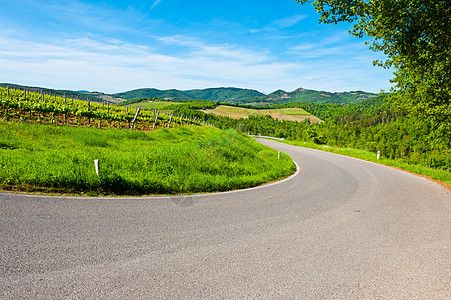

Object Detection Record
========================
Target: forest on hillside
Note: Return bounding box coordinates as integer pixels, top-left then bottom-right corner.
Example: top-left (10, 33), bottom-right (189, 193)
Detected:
top-left (168, 98), bottom-right (450, 170)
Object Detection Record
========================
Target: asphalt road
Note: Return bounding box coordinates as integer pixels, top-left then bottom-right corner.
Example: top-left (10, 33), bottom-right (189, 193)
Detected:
top-left (1, 139), bottom-right (450, 299)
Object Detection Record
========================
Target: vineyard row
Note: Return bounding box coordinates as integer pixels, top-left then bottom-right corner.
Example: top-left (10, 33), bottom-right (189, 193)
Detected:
top-left (0, 87), bottom-right (213, 130)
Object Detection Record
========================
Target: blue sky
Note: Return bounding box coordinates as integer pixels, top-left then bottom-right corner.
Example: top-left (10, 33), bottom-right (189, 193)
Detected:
top-left (0, 0), bottom-right (393, 94)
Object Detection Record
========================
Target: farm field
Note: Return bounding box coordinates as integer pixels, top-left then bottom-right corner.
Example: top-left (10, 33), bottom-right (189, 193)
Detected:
top-left (0, 87), bottom-right (178, 130)
top-left (203, 105), bottom-right (322, 123)
top-left (0, 121), bottom-right (295, 195)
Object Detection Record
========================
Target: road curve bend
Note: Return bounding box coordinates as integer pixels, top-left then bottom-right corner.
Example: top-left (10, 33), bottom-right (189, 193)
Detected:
top-left (1, 139), bottom-right (450, 299)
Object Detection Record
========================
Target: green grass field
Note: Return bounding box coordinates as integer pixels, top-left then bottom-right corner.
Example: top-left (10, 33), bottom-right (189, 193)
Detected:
top-left (0, 121), bottom-right (295, 195)
top-left (129, 101), bottom-right (182, 111)
top-left (204, 105), bottom-right (322, 123)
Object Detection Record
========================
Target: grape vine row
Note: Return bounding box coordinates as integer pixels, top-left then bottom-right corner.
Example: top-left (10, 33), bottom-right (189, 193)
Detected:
top-left (0, 87), bottom-right (208, 130)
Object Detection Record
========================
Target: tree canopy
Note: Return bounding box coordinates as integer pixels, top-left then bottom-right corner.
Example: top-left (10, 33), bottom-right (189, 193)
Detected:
top-left (296, 0), bottom-right (451, 146)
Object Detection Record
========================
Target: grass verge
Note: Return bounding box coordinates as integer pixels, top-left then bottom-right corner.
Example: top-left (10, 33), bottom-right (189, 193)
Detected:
top-left (0, 120), bottom-right (295, 196)
top-left (278, 139), bottom-right (451, 188)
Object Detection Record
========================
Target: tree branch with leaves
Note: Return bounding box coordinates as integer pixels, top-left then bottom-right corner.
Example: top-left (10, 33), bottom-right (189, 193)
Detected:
top-left (296, 0), bottom-right (450, 147)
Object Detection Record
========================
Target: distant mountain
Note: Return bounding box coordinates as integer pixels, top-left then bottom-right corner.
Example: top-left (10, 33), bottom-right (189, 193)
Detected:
top-left (2, 83), bottom-right (379, 105)
top-left (114, 87), bottom-right (266, 102)
top-left (114, 88), bottom-right (192, 101)
top-left (266, 90), bottom-right (292, 100)
top-left (184, 87), bottom-right (265, 102)
top-left (113, 86), bottom-right (377, 104)
top-left (265, 88), bottom-right (378, 104)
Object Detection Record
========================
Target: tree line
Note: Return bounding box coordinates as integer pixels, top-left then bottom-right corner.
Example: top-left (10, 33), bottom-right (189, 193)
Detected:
top-left (170, 98), bottom-right (449, 169)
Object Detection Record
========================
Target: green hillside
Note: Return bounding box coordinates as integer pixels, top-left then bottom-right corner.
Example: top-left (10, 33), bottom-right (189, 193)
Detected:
top-left (114, 86), bottom-right (377, 104)
top-left (184, 87), bottom-right (265, 102)
top-left (114, 88), bottom-right (193, 101)
top-left (114, 87), bottom-right (266, 102)
top-left (2, 83), bottom-right (378, 105)
top-left (266, 88), bottom-right (378, 104)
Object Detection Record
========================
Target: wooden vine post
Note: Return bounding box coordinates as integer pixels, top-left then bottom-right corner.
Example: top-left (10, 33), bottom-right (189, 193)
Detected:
top-left (168, 113), bottom-right (173, 128)
top-left (152, 109), bottom-right (159, 130)
top-left (130, 107), bottom-right (140, 129)
top-left (87, 99), bottom-right (91, 125)
top-left (126, 106), bottom-right (130, 128)
top-left (29, 90), bottom-right (33, 120)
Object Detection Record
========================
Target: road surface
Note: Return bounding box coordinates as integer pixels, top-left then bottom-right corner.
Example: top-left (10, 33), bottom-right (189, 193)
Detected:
top-left (1, 139), bottom-right (450, 299)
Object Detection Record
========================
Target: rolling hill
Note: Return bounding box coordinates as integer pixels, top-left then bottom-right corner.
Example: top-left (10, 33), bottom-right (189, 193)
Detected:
top-left (268, 88), bottom-right (378, 104)
top-left (114, 87), bottom-right (266, 102)
top-left (1, 83), bottom-right (378, 105)
top-left (114, 87), bottom-right (377, 105)
top-left (202, 105), bottom-right (322, 123)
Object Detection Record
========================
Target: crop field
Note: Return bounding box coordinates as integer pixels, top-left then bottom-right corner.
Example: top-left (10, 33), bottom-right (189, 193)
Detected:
top-left (0, 121), bottom-right (295, 195)
top-left (203, 105), bottom-right (322, 123)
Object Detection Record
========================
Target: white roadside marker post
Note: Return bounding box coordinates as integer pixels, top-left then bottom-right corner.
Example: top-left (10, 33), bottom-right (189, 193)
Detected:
top-left (377, 151), bottom-right (381, 160)
top-left (94, 159), bottom-right (99, 176)
top-left (278, 151), bottom-right (281, 159)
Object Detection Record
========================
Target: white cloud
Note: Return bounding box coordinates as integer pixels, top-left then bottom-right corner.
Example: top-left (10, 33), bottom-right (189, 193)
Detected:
top-left (151, 0), bottom-right (163, 10)
top-left (158, 35), bottom-right (270, 63)
top-left (0, 34), bottom-right (294, 92)
top-left (0, 30), bottom-right (391, 94)
top-left (250, 14), bottom-right (307, 33)
top-left (272, 15), bottom-right (308, 29)
top-left (284, 34), bottom-right (393, 92)
top-left (0, 0), bottom-right (394, 94)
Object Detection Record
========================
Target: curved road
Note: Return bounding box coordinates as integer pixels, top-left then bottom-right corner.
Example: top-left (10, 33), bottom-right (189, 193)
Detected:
top-left (1, 139), bottom-right (450, 299)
